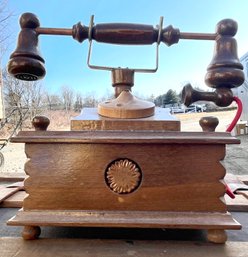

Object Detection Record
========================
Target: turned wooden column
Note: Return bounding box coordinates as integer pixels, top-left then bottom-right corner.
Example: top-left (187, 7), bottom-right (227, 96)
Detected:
top-left (98, 68), bottom-right (155, 119)
top-left (21, 116), bottom-right (50, 240)
top-left (199, 116), bottom-right (228, 244)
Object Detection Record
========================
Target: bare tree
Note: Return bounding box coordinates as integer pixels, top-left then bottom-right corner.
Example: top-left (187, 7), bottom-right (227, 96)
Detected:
top-left (98, 89), bottom-right (114, 103)
top-left (0, 0), bottom-right (15, 121)
top-left (81, 91), bottom-right (98, 108)
top-left (2, 69), bottom-right (43, 130)
top-left (61, 85), bottom-right (74, 112)
top-left (43, 90), bottom-right (62, 110)
top-left (0, 0), bottom-right (15, 56)
top-left (74, 92), bottom-right (83, 112)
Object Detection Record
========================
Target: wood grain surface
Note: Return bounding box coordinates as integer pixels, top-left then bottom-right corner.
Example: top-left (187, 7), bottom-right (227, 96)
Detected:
top-left (22, 143), bottom-right (227, 212)
top-left (10, 130), bottom-right (240, 145)
top-left (1, 191), bottom-right (27, 208)
top-left (8, 209), bottom-right (240, 229)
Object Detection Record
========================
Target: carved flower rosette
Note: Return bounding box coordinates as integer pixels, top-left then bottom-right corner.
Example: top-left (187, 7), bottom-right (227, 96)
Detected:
top-left (105, 159), bottom-right (142, 194)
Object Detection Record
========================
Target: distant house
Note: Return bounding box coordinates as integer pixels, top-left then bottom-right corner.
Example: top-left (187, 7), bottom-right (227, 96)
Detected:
top-left (232, 52), bottom-right (248, 122)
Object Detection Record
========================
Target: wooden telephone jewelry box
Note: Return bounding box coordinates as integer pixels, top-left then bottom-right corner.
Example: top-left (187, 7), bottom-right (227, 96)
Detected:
top-left (7, 13), bottom-right (244, 243)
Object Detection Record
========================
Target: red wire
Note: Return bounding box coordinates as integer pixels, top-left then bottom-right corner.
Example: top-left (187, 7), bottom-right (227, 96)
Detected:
top-left (225, 96), bottom-right (243, 199)
top-left (226, 96), bottom-right (243, 132)
top-left (226, 184), bottom-right (235, 199)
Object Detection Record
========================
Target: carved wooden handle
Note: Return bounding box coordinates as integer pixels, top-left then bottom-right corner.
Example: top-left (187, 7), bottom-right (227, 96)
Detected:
top-left (92, 23), bottom-right (157, 45)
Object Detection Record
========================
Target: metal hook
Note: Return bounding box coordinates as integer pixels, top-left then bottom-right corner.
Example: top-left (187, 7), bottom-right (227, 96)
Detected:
top-left (87, 17), bottom-right (163, 73)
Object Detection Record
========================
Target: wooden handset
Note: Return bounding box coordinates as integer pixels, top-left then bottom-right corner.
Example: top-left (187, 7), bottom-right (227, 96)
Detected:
top-left (7, 12), bottom-right (221, 81)
top-left (182, 19), bottom-right (244, 108)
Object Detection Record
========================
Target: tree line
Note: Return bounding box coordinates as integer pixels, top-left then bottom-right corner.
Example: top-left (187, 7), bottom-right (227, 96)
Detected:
top-left (3, 66), bottom-right (181, 113)
top-left (1, 68), bottom-right (112, 132)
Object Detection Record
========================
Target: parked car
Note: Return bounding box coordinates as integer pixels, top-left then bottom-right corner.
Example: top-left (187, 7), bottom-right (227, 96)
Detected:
top-left (170, 107), bottom-right (185, 114)
top-left (185, 104), bottom-right (206, 113)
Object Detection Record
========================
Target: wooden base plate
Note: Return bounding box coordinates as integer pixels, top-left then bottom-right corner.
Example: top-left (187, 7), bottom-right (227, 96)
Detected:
top-left (71, 107), bottom-right (180, 131)
top-left (8, 210), bottom-right (241, 230)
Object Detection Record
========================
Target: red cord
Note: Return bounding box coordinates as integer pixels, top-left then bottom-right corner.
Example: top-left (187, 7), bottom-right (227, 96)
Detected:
top-left (226, 96), bottom-right (243, 132)
top-left (226, 184), bottom-right (235, 199)
top-left (225, 96), bottom-right (243, 199)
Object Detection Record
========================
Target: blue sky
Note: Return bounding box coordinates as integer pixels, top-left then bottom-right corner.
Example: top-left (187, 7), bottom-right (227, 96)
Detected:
top-left (2, 0), bottom-right (248, 98)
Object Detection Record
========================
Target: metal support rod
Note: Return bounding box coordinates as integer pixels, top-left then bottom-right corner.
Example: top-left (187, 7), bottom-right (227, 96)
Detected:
top-left (180, 32), bottom-right (217, 40)
top-left (36, 27), bottom-right (73, 36)
top-left (35, 26), bottom-right (217, 42)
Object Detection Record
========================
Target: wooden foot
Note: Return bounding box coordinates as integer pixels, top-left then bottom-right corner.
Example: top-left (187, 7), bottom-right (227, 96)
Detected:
top-left (22, 225), bottom-right (41, 240)
top-left (207, 229), bottom-right (227, 244)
